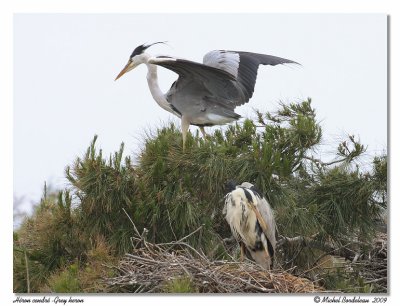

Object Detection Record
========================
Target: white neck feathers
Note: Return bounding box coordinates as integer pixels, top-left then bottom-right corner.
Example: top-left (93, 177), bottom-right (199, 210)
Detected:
top-left (145, 62), bottom-right (171, 113)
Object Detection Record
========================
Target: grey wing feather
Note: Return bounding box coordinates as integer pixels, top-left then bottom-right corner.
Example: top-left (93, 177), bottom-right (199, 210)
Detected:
top-left (204, 50), bottom-right (299, 106)
top-left (151, 56), bottom-right (236, 80)
top-left (256, 197), bottom-right (277, 248)
top-left (236, 52), bottom-right (299, 105)
top-left (149, 56), bottom-right (243, 108)
top-left (151, 51), bottom-right (298, 112)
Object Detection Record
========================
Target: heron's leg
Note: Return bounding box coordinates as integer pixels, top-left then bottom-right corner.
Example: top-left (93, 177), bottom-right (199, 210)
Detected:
top-left (199, 126), bottom-right (207, 139)
top-left (181, 116), bottom-right (190, 151)
top-left (240, 242), bottom-right (245, 261)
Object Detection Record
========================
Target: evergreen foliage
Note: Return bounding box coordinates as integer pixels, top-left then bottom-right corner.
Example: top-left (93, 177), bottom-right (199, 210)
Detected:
top-left (13, 98), bottom-right (387, 293)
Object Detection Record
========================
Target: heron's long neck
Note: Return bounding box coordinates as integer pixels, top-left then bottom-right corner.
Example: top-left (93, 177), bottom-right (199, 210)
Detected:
top-left (145, 63), bottom-right (171, 112)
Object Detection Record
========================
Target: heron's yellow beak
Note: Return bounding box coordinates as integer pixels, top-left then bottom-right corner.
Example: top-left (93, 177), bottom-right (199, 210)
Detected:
top-left (115, 61), bottom-right (136, 81)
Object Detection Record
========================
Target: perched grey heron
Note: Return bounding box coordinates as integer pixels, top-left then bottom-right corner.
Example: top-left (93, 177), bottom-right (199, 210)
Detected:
top-left (115, 42), bottom-right (298, 148)
top-left (223, 181), bottom-right (277, 269)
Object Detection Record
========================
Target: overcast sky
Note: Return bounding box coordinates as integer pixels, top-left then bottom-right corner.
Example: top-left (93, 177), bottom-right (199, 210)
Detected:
top-left (14, 13), bottom-right (387, 215)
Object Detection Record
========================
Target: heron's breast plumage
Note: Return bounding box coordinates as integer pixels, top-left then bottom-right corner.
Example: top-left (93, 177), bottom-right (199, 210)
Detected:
top-left (224, 189), bottom-right (259, 247)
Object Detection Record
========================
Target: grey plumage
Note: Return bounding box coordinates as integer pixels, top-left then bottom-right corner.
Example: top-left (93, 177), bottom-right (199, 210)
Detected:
top-left (151, 51), bottom-right (298, 126)
top-left (115, 44), bottom-right (298, 148)
top-left (204, 51), bottom-right (299, 106)
top-left (223, 181), bottom-right (277, 269)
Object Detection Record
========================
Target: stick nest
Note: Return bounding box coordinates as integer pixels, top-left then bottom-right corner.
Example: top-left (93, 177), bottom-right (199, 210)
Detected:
top-left (105, 224), bottom-right (323, 293)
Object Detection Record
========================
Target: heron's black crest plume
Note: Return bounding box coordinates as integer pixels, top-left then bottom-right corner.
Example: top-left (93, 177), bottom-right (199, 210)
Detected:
top-left (130, 41), bottom-right (168, 58)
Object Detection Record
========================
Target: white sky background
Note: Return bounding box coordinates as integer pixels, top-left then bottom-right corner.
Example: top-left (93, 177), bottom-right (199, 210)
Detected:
top-left (14, 14), bottom-right (387, 215)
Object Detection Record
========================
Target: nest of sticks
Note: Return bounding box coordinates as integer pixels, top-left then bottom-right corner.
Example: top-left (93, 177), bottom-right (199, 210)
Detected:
top-left (105, 213), bottom-right (323, 293)
top-left (350, 232), bottom-right (387, 292)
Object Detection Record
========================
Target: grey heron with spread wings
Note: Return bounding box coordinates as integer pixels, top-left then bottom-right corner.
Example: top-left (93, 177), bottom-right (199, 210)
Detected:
top-left (115, 42), bottom-right (298, 148)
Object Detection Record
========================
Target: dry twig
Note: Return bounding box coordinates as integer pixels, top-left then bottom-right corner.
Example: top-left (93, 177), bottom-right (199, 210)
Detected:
top-left (105, 223), bottom-right (323, 293)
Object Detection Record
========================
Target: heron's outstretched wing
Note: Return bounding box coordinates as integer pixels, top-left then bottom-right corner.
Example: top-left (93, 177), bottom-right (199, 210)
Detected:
top-left (149, 56), bottom-right (246, 109)
top-left (204, 50), bottom-right (299, 105)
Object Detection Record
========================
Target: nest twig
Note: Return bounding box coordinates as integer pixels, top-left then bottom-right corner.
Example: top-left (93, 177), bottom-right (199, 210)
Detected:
top-left (350, 232), bottom-right (387, 292)
top-left (105, 224), bottom-right (323, 293)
